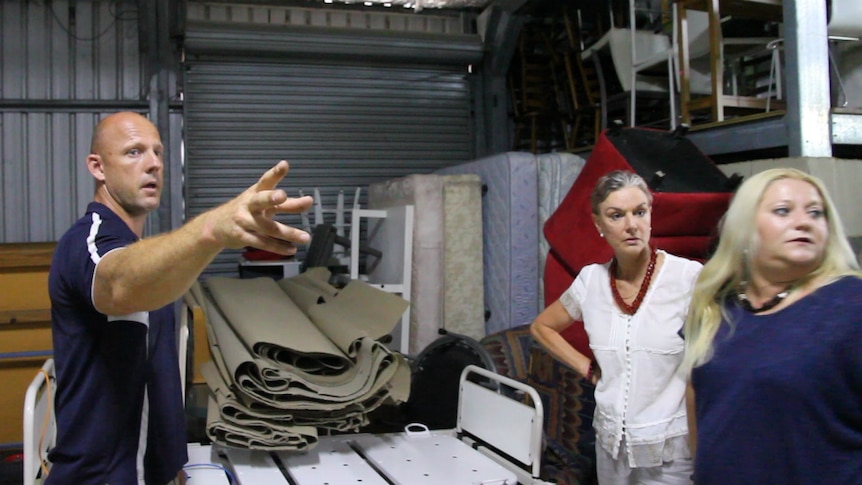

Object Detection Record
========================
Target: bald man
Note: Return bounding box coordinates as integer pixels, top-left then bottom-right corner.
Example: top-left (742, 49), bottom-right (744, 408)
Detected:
top-left (47, 112), bottom-right (312, 484)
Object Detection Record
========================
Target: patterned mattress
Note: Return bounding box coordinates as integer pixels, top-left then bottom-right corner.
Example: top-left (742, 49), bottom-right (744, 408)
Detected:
top-left (536, 152), bottom-right (588, 308)
top-left (437, 152), bottom-right (587, 335)
top-left (369, 174), bottom-right (484, 355)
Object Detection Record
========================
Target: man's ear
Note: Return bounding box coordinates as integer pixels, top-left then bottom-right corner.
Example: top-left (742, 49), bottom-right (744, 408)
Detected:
top-left (87, 153), bottom-right (106, 181)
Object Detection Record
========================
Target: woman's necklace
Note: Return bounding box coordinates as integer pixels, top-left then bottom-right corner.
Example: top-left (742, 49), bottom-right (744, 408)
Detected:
top-left (737, 285), bottom-right (792, 313)
top-left (610, 249), bottom-right (657, 315)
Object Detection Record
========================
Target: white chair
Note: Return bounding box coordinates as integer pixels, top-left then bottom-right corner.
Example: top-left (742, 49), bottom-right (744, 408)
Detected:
top-left (23, 359), bottom-right (56, 485)
top-left (827, 0), bottom-right (862, 40)
top-left (579, 26), bottom-right (675, 128)
top-left (628, 0), bottom-right (677, 128)
top-left (674, 8), bottom-right (774, 98)
top-left (823, 0), bottom-right (862, 107)
top-left (579, 1), bottom-right (675, 129)
top-left (675, 0), bottom-right (782, 124)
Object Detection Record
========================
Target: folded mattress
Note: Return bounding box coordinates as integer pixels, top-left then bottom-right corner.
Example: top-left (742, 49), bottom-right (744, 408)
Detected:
top-left (369, 174), bottom-right (484, 354)
top-left (437, 153), bottom-right (538, 336)
top-left (438, 152), bottom-right (587, 334)
top-left (536, 152), bottom-right (588, 308)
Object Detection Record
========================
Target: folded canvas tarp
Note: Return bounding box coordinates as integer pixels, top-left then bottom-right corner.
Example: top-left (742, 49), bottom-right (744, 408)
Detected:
top-left (193, 268), bottom-right (411, 451)
top-left (203, 362), bottom-right (320, 451)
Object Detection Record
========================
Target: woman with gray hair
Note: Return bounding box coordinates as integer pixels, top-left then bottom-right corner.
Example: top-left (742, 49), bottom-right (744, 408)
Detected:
top-left (532, 170), bottom-right (701, 484)
top-left (682, 168), bottom-right (862, 484)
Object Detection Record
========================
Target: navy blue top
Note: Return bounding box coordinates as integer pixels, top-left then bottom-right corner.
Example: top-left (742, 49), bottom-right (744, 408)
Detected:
top-left (47, 202), bottom-right (187, 485)
top-left (692, 276), bottom-right (862, 485)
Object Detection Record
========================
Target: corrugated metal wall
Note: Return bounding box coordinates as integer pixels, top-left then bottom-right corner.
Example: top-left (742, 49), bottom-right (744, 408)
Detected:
top-left (0, 1), bottom-right (143, 101)
top-left (184, 6), bottom-right (483, 277)
top-left (0, 1), bottom-right (180, 242)
top-left (1, 0), bottom-right (485, 264)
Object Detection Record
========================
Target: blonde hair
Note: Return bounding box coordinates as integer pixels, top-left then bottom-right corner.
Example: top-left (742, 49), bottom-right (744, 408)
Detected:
top-left (681, 168), bottom-right (861, 375)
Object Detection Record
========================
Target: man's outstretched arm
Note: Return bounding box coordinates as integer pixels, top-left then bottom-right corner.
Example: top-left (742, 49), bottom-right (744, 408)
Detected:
top-left (93, 160), bottom-right (313, 315)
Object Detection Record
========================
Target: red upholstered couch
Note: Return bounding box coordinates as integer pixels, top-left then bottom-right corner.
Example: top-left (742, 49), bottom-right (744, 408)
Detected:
top-left (542, 127), bottom-right (737, 358)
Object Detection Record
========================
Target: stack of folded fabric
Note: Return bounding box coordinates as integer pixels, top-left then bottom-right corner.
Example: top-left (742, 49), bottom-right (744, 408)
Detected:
top-left (189, 267), bottom-right (411, 451)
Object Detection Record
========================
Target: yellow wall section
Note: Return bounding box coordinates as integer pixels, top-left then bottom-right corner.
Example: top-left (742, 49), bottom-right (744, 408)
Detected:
top-left (0, 243), bottom-right (55, 446)
top-left (0, 273), bottom-right (50, 312)
top-left (0, 242), bottom-right (212, 445)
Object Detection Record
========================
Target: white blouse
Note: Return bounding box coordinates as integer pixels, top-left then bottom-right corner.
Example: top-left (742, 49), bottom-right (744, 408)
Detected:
top-left (560, 250), bottom-right (702, 467)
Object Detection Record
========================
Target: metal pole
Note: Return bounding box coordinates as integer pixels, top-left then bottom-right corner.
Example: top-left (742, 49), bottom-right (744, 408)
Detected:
top-left (784, 0), bottom-right (832, 157)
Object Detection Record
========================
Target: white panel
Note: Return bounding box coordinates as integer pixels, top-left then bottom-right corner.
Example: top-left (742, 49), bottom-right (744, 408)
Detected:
top-left (366, 13), bottom-right (383, 29)
top-left (274, 438), bottom-right (390, 485)
top-left (248, 6), bottom-right (268, 23)
top-left (221, 447), bottom-right (291, 485)
top-left (185, 1), bottom-right (469, 34)
top-left (351, 432), bottom-right (518, 485)
top-left (185, 444), bottom-right (232, 485)
top-left (459, 380), bottom-right (535, 466)
top-left (388, 15), bottom-right (408, 31)
top-left (309, 9), bottom-right (328, 26)
top-left (458, 365), bottom-right (544, 480)
top-left (350, 205), bottom-right (414, 353)
top-left (206, 5), bottom-right (230, 21)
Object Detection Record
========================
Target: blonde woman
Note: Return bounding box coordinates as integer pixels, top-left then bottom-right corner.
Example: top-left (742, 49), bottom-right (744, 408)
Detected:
top-left (682, 168), bottom-right (862, 484)
top-left (532, 170), bottom-right (701, 485)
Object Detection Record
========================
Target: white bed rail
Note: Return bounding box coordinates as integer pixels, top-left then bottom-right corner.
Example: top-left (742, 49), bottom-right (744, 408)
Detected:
top-left (457, 364), bottom-right (547, 484)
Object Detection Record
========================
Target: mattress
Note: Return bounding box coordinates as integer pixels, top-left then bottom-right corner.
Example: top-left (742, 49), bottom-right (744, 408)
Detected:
top-left (369, 174), bottom-right (484, 355)
top-left (437, 152), bottom-right (587, 334)
top-left (437, 152), bottom-right (539, 335)
top-left (536, 152), bottom-right (588, 309)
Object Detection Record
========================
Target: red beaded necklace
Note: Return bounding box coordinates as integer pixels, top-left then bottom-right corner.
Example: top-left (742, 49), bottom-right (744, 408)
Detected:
top-left (609, 249), bottom-right (657, 315)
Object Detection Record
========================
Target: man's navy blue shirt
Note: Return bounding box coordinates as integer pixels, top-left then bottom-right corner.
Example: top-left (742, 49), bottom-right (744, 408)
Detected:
top-left (47, 202), bottom-right (187, 485)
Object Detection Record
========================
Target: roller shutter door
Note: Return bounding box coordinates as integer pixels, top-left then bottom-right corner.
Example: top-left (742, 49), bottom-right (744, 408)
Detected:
top-left (184, 24), bottom-right (482, 277)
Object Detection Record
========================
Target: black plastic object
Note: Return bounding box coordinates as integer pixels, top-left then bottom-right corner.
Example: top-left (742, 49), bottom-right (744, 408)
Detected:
top-left (301, 223), bottom-right (382, 273)
top-left (402, 331), bottom-right (497, 430)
